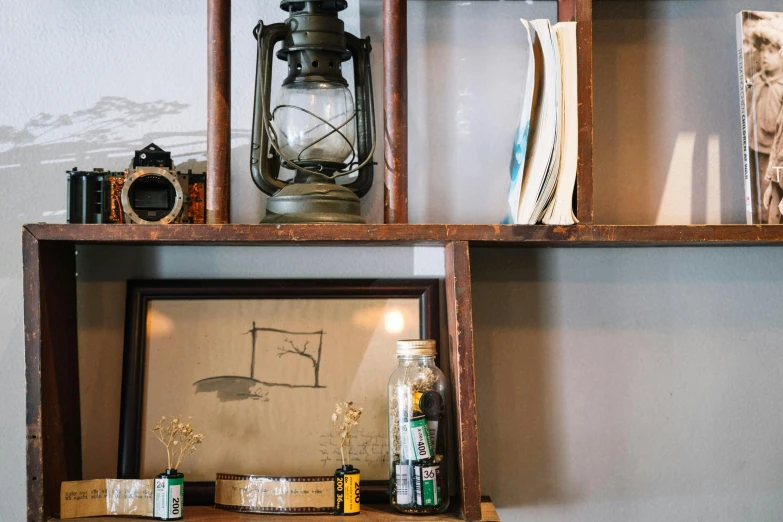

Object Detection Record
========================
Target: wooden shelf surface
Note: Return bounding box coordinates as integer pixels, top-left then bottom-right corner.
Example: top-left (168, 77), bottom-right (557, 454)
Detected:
top-left (50, 500), bottom-right (499, 521)
top-left (23, 223), bottom-right (783, 247)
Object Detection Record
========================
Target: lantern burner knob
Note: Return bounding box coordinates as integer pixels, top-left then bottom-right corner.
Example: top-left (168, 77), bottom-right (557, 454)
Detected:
top-left (280, 0), bottom-right (348, 13)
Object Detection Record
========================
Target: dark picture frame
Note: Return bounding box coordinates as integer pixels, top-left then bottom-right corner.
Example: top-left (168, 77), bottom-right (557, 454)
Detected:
top-left (117, 279), bottom-right (440, 505)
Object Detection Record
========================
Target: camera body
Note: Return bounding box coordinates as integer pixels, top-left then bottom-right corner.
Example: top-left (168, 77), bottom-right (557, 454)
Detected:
top-left (67, 143), bottom-right (206, 224)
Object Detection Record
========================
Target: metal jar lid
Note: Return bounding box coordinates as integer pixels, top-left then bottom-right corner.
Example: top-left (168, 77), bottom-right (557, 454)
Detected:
top-left (396, 339), bottom-right (437, 356)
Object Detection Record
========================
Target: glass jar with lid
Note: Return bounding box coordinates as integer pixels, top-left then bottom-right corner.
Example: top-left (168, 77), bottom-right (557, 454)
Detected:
top-left (388, 339), bottom-right (450, 514)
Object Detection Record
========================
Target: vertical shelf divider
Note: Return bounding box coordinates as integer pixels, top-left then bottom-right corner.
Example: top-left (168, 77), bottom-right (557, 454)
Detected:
top-left (383, 0), bottom-right (409, 224)
top-left (445, 242), bottom-right (482, 521)
top-left (559, 0), bottom-right (595, 224)
top-left (24, 232), bottom-right (81, 522)
top-left (207, 0), bottom-right (231, 224)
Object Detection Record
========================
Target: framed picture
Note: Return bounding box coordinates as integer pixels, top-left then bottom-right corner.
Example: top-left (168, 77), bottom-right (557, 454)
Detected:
top-left (117, 279), bottom-right (440, 503)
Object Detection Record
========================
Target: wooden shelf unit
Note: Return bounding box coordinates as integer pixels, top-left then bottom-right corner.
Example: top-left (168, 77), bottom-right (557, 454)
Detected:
top-left (23, 0), bottom-right (781, 520)
top-left (22, 219), bottom-right (783, 522)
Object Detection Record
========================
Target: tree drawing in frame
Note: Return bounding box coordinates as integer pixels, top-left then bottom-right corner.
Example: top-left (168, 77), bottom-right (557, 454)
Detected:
top-left (194, 322), bottom-right (325, 402)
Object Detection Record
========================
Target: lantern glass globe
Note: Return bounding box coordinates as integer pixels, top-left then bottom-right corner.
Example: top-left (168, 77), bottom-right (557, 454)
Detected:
top-left (272, 81), bottom-right (356, 165)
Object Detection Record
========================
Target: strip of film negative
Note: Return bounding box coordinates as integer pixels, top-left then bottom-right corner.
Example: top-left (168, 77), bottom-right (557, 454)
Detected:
top-left (215, 473), bottom-right (337, 514)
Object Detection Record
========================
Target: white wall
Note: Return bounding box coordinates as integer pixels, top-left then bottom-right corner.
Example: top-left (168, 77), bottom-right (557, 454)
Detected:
top-left (2, 1), bottom-right (783, 521)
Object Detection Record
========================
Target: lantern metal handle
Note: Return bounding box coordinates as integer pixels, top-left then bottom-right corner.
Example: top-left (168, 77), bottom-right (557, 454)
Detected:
top-left (251, 22), bottom-right (376, 198)
top-left (342, 32), bottom-right (375, 197)
top-left (251, 21), bottom-right (288, 195)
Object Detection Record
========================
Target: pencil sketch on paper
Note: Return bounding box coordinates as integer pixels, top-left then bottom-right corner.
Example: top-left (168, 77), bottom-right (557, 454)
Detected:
top-left (318, 430), bottom-right (388, 470)
top-left (193, 322), bottom-right (325, 402)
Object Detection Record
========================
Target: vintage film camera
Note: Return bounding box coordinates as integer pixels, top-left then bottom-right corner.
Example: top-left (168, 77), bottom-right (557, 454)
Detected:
top-left (67, 143), bottom-right (206, 224)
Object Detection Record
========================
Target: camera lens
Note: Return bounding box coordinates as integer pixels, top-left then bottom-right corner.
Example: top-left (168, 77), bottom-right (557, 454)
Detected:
top-left (127, 175), bottom-right (176, 221)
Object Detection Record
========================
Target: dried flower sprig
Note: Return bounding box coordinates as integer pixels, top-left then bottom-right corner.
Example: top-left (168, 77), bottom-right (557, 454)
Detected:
top-left (331, 401), bottom-right (363, 467)
top-left (151, 415), bottom-right (205, 470)
top-left (409, 366), bottom-right (436, 393)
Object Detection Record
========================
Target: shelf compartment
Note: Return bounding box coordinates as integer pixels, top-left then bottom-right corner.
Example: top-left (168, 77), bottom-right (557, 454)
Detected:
top-left (24, 231), bottom-right (484, 521)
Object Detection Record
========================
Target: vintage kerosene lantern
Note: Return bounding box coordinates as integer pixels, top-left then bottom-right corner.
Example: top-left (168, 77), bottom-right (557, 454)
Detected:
top-left (251, 0), bottom-right (375, 223)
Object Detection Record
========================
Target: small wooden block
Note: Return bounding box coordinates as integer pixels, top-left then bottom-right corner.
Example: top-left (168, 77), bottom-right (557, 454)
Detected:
top-left (480, 499), bottom-right (500, 522)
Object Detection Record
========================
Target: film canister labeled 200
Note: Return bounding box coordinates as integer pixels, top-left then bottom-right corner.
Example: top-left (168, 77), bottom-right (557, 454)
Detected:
top-left (153, 470), bottom-right (184, 520)
top-left (334, 465), bottom-right (360, 515)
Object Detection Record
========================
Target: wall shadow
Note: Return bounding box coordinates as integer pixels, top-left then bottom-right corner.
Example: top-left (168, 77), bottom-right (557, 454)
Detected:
top-left (593, 1), bottom-right (654, 224)
top-left (0, 95), bottom-right (248, 176)
top-left (471, 247), bottom-right (558, 507)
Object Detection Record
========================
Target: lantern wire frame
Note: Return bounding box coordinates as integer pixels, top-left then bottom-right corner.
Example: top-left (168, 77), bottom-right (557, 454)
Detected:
top-left (260, 52), bottom-right (377, 182)
top-left (272, 104), bottom-right (358, 166)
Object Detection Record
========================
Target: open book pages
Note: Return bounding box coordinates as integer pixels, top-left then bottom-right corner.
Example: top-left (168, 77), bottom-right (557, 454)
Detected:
top-left (506, 20), bottom-right (537, 223)
top-left (530, 20), bottom-right (564, 224)
top-left (543, 22), bottom-right (579, 225)
top-left (514, 19), bottom-right (559, 225)
top-left (507, 18), bottom-right (578, 225)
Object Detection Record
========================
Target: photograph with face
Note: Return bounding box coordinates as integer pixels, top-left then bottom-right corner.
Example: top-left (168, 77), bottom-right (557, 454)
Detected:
top-left (740, 12), bottom-right (783, 223)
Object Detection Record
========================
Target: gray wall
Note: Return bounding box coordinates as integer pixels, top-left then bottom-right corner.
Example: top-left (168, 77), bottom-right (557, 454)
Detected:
top-left (1, 1), bottom-right (783, 521)
top-left (472, 247), bottom-right (783, 521)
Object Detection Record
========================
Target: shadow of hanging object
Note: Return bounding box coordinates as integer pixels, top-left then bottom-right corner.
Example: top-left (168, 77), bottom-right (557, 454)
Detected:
top-left (0, 96), bottom-right (246, 172)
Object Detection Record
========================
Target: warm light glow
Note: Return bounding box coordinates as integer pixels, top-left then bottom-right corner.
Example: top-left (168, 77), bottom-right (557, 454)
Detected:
top-left (656, 131), bottom-right (695, 225)
top-left (146, 306), bottom-right (175, 338)
top-left (384, 309), bottom-right (405, 334)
